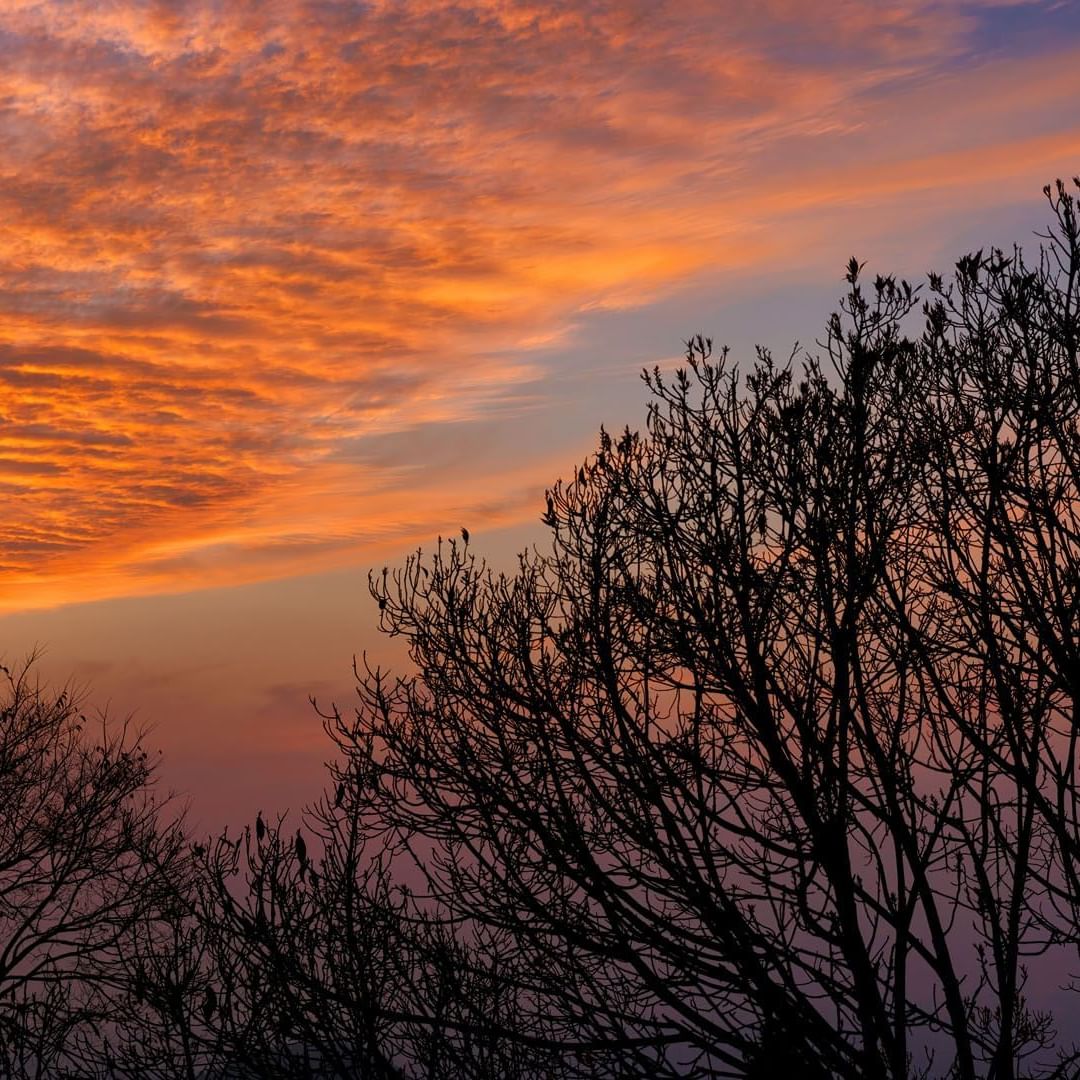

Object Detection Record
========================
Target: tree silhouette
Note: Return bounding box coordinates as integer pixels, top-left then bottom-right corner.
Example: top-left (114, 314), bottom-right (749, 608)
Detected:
top-left (148, 797), bottom-right (576, 1078)
top-left (304, 180), bottom-right (1080, 1078)
top-left (15, 180), bottom-right (1080, 1078)
top-left (0, 657), bottom-right (190, 1077)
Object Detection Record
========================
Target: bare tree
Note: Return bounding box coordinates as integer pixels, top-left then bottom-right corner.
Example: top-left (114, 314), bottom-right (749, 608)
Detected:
top-left (45, 180), bottom-right (1080, 1079)
top-left (0, 657), bottom-right (190, 1077)
top-left (305, 181), bottom-right (1080, 1078)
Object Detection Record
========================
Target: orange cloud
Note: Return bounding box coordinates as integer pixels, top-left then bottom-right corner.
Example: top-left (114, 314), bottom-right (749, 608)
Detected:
top-left (0, 0), bottom-right (1077, 612)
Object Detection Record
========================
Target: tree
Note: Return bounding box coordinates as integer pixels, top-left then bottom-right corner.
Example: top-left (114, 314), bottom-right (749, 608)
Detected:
top-left (302, 179), bottom-right (1080, 1079)
top-left (84, 180), bottom-right (1080, 1079)
top-left (0, 657), bottom-right (191, 1077)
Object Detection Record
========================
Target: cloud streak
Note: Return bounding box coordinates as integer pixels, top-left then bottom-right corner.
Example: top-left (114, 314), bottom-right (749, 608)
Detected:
top-left (0, 0), bottom-right (1078, 610)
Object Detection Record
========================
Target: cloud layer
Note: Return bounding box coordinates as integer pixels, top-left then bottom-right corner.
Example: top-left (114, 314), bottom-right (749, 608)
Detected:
top-left (1, 0), bottom-right (1078, 610)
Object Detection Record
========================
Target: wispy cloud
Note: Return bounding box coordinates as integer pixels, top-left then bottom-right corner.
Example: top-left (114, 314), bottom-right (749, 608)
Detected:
top-left (0, 0), bottom-right (1077, 610)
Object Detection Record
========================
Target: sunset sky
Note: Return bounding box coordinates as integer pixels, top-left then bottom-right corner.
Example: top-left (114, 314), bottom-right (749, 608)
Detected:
top-left (2, 0), bottom-right (1079, 827)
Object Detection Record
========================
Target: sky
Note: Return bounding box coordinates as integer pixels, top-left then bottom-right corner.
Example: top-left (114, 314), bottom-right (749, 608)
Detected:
top-left (1, 0), bottom-right (1079, 829)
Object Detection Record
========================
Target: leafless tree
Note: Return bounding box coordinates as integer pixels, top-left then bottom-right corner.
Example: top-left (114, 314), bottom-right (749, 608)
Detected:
top-left (40, 180), bottom-right (1080, 1079)
top-left (307, 181), bottom-right (1080, 1078)
top-left (0, 657), bottom-right (190, 1077)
